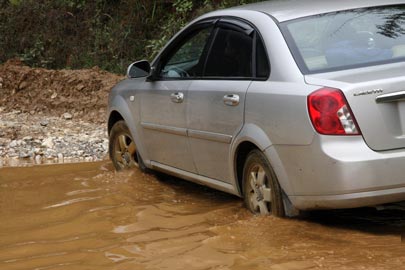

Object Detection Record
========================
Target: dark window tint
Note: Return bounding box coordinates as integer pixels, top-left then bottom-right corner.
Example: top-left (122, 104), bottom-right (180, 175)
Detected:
top-left (256, 37), bottom-right (270, 78)
top-left (204, 28), bottom-right (253, 77)
top-left (160, 26), bottom-right (212, 78)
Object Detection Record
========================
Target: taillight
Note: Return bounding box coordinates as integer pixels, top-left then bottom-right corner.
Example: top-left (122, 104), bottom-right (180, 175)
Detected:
top-left (308, 88), bottom-right (361, 135)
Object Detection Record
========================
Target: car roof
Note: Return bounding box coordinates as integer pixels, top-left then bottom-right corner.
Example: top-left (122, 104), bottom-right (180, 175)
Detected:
top-left (231, 0), bottom-right (405, 22)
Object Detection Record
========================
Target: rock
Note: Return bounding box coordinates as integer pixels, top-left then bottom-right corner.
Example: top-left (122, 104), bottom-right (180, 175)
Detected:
top-left (9, 140), bottom-right (18, 148)
top-left (40, 119), bottom-right (49, 127)
top-left (51, 92), bottom-right (58, 99)
top-left (41, 137), bottom-right (54, 148)
top-left (63, 113), bottom-right (73, 120)
top-left (0, 138), bottom-right (9, 146)
top-left (35, 155), bottom-right (42, 164)
top-left (19, 152), bottom-right (30, 158)
top-left (18, 81), bottom-right (29, 90)
top-left (76, 84), bottom-right (85, 91)
top-left (23, 136), bottom-right (33, 141)
top-left (8, 152), bottom-right (18, 157)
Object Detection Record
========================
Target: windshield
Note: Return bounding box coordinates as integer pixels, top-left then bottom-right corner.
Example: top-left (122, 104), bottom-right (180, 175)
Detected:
top-left (280, 5), bottom-right (405, 74)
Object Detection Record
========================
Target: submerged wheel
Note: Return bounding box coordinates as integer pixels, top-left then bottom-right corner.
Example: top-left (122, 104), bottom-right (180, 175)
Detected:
top-left (109, 120), bottom-right (147, 172)
top-left (243, 149), bottom-right (285, 217)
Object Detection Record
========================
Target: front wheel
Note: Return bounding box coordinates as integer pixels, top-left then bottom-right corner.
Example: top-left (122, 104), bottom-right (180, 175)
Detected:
top-left (109, 120), bottom-right (147, 172)
top-left (243, 150), bottom-right (285, 217)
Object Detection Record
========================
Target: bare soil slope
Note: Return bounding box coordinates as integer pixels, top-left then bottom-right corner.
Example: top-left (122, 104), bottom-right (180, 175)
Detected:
top-left (0, 59), bottom-right (124, 124)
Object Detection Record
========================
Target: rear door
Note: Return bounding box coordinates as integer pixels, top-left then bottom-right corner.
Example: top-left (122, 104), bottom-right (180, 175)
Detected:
top-left (187, 19), bottom-right (262, 183)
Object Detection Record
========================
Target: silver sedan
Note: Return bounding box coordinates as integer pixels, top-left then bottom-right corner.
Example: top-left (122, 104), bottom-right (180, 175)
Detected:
top-left (108, 0), bottom-right (405, 217)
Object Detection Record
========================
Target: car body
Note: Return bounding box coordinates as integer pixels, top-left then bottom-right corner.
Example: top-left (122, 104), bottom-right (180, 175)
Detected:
top-left (108, 0), bottom-right (405, 216)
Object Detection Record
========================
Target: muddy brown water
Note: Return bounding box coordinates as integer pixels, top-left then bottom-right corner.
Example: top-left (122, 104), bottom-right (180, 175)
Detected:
top-left (1, 162), bottom-right (405, 270)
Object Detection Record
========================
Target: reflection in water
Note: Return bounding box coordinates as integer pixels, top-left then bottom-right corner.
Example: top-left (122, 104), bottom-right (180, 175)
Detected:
top-left (1, 162), bottom-right (405, 270)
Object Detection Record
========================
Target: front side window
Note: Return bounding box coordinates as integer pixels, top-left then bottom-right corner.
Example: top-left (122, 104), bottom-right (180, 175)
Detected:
top-left (281, 5), bottom-right (405, 74)
top-left (204, 27), bottom-right (253, 78)
top-left (160, 26), bottom-right (213, 78)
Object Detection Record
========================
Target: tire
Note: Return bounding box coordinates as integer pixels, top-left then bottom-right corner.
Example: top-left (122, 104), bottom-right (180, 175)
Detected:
top-left (242, 149), bottom-right (285, 217)
top-left (109, 120), bottom-right (148, 172)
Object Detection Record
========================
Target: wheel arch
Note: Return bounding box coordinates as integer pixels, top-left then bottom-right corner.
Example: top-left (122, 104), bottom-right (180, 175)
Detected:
top-left (234, 141), bottom-right (260, 197)
top-left (232, 123), bottom-right (293, 197)
top-left (108, 110), bottom-right (124, 135)
top-left (107, 94), bottom-right (149, 165)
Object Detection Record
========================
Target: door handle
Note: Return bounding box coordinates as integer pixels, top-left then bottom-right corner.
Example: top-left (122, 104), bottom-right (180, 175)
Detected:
top-left (170, 92), bottom-right (184, 103)
top-left (223, 94), bottom-right (240, 106)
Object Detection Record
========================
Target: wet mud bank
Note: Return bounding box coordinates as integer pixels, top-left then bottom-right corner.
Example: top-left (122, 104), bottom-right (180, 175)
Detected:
top-left (1, 162), bottom-right (405, 270)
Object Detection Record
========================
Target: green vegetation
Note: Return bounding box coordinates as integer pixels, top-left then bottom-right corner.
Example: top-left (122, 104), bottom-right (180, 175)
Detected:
top-left (0, 0), bottom-right (261, 73)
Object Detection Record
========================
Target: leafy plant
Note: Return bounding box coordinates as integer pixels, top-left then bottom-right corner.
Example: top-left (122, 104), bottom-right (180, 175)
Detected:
top-left (0, 0), bottom-right (261, 73)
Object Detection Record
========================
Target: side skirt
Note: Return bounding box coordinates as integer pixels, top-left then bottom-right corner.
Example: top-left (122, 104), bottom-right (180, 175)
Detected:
top-left (150, 161), bottom-right (240, 196)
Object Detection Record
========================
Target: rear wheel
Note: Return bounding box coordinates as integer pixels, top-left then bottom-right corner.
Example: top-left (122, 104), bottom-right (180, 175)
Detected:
top-left (109, 120), bottom-right (147, 172)
top-left (243, 150), bottom-right (285, 217)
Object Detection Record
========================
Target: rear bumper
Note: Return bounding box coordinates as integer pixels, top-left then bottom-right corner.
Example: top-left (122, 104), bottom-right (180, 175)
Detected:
top-left (289, 186), bottom-right (405, 210)
top-left (271, 135), bottom-right (405, 210)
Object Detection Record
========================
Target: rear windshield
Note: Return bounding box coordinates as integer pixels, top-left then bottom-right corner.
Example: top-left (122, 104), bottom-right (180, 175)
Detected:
top-left (280, 5), bottom-right (405, 74)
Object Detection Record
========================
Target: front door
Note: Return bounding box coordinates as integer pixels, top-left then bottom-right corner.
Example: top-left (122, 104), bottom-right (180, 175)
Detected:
top-left (140, 80), bottom-right (193, 171)
top-left (140, 23), bottom-right (214, 173)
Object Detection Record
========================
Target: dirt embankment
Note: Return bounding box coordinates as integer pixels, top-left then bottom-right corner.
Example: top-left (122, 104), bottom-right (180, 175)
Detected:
top-left (0, 59), bottom-right (124, 124)
top-left (0, 60), bottom-right (124, 166)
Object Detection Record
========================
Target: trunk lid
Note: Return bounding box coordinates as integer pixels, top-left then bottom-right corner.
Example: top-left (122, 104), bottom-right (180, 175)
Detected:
top-left (305, 62), bottom-right (405, 151)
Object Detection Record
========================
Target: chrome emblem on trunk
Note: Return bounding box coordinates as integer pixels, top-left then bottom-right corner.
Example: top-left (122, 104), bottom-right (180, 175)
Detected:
top-left (353, 89), bottom-right (383, 97)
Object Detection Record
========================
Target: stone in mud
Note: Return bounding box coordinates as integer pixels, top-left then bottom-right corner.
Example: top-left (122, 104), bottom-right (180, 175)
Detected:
top-left (63, 113), bottom-right (73, 120)
top-left (19, 152), bottom-right (30, 158)
top-left (18, 81), bottom-right (29, 90)
top-left (40, 119), bottom-right (49, 127)
top-left (41, 137), bottom-right (54, 148)
top-left (34, 155), bottom-right (42, 164)
top-left (9, 140), bottom-right (18, 148)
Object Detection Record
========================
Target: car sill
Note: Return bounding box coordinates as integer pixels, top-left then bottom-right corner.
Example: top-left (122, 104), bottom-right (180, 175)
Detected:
top-left (150, 161), bottom-right (238, 196)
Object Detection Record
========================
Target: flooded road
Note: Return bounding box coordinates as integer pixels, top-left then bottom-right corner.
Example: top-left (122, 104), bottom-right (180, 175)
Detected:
top-left (1, 162), bottom-right (405, 270)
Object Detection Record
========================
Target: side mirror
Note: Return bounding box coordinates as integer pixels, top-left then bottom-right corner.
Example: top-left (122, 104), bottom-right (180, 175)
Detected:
top-left (127, 60), bottom-right (151, 78)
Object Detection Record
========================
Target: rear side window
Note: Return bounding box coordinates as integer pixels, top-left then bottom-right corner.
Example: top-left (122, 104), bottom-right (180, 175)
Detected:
top-left (204, 28), bottom-right (253, 78)
top-left (256, 36), bottom-right (270, 78)
top-left (281, 5), bottom-right (405, 74)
